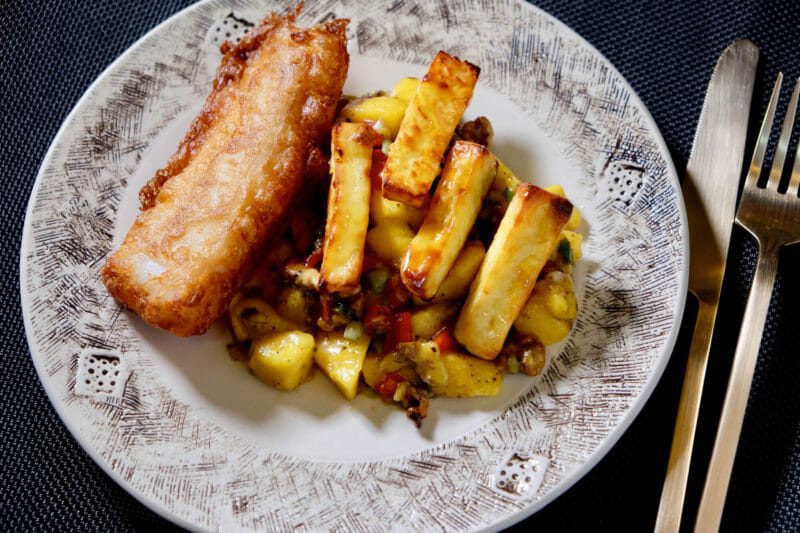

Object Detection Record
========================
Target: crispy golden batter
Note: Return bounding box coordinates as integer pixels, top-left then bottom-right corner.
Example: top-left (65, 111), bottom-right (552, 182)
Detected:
top-left (102, 10), bottom-right (349, 336)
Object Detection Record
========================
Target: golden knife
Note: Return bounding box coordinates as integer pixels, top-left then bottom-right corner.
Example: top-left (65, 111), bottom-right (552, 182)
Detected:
top-left (654, 40), bottom-right (759, 533)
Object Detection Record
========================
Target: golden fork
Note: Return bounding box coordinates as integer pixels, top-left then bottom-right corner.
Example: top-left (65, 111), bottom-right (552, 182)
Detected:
top-left (695, 73), bottom-right (800, 531)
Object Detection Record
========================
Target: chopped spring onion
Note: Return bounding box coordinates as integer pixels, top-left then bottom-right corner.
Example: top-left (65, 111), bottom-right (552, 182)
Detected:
top-left (371, 339), bottom-right (384, 354)
top-left (503, 187), bottom-right (515, 202)
top-left (344, 321), bottom-right (365, 340)
top-left (367, 269), bottom-right (389, 293)
top-left (558, 238), bottom-right (573, 265)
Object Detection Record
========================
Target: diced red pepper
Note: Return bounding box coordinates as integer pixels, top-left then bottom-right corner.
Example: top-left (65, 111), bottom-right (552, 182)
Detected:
top-left (364, 304), bottom-right (392, 335)
top-left (381, 311), bottom-right (413, 355)
top-left (394, 311), bottom-right (413, 344)
top-left (361, 250), bottom-right (380, 273)
top-left (319, 293), bottom-right (333, 323)
top-left (385, 274), bottom-right (411, 310)
top-left (375, 372), bottom-right (405, 401)
top-left (305, 248), bottom-right (323, 269)
top-left (433, 327), bottom-right (458, 354)
top-left (382, 319), bottom-right (397, 355)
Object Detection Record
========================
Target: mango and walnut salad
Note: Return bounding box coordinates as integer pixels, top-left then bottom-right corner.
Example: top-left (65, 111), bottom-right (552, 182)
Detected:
top-left (227, 51), bottom-right (583, 426)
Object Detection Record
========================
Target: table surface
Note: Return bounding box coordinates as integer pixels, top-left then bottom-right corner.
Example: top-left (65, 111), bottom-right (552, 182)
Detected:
top-left (3, 0), bottom-right (800, 531)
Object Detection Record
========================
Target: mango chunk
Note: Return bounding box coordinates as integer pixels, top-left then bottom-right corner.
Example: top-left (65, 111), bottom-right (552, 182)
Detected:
top-left (277, 287), bottom-right (310, 326)
top-left (431, 241), bottom-right (485, 302)
top-left (366, 222), bottom-right (415, 268)
top-left (248, 331), bottom-right (315, 391)
top-left (489, 159), bottom-right (522, 204)
top-left (361, 354), bottom-right (383, 389)
top-left (545, 184), bottom-right (581, 230)
top-left (370, 186), bottom-right (425, 228)
top-left (340, 96), bottom-right (408, 139)
top-left (361, 352), bottom-right (420, 390)
top-left (410, 303), bottom-right (456, 340)
top-left (392, 77), bottom-right (420, 104)
top-left (315, 331), bottom-right (371, 400)
top-left (230, 297), bottom-right (299, 342)
top-left (399, 342), bottom-right (503, 397)
top-left (514, 272), bottom-right (577, 345)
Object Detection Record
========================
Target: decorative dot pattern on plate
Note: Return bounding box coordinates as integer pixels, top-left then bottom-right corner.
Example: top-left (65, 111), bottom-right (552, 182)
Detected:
top-left (74, 349), bottom-right (128, 399)
top-left (603, 161), bottom-right (646, 208)
top-left (493, 453), bottom-right (550, 497)
top-left (207, 12), bottom-right (254, 47)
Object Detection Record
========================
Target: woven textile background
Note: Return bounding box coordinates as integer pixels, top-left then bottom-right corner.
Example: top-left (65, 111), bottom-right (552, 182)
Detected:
top-left (2, 0), bottom-right (799, 530)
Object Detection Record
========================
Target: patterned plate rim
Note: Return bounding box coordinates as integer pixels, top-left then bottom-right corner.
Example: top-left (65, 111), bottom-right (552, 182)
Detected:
top-left (19, 0), bottom-right (688, 530)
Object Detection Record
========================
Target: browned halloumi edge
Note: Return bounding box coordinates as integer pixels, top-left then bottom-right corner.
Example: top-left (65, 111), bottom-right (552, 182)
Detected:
top-left (319, 123), bottom-right (382, 295)
top-left (102, 9), bottom-right (349, 336)
top-left (401, 141), bottom-right (496, 299)
top-left (454, 184), bottom-right (572, 359)
top-left (380, 51), bottom-right (479, 207)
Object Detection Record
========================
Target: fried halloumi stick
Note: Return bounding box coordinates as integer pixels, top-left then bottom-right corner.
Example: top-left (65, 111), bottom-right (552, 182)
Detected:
top-left (320, 123), bottom-right (381, 295)
top-left (401, 141), bottom-right (496, 299)
top-left (102, 11), bottom-right (349, 336)
top-left (454, 184), bottom-right (572, 359)
top-left (381, 51), bottom-right (479, 207)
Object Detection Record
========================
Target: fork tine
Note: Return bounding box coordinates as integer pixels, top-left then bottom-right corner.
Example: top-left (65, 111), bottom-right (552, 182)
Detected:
top-left (747, 73), bottom-right (783, 188)
top-left (788, 79), bottom-right (800, 196)
top-left (768, 76), bottom-right (798, 190)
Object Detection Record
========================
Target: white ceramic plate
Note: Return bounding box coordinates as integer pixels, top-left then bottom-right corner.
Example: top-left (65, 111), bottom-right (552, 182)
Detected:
top-left (20, 0), bottom-right (687, 530)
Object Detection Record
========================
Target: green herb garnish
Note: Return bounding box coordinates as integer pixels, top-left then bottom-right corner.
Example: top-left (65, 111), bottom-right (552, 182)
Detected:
top-left (558, 237), bottom-right (573, 265)
top-left (503, 187), bottom-right (515, 202)
top-left (367, 269), bottom-right (389, 293)
top-left (334, 300), bottom-right (355, 320)
top-left (344, 321), bottom-right (365, 340)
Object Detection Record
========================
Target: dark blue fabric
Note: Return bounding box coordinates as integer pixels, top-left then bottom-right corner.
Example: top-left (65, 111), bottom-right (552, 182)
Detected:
top-left (2, 1), bottom-right (799, 531)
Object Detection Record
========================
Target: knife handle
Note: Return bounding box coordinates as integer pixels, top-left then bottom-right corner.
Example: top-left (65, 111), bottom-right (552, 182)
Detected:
top-left (695, 244), bottom-right (780, 531)
top-left (655, 299), bottom-right (718, 533)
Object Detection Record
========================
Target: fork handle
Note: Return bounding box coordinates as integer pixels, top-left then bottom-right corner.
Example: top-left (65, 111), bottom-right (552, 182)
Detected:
top-left (695, 243), bottom-right (780, 532)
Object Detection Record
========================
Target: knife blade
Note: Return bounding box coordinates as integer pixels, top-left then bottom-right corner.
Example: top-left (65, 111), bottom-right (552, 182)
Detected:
top-left (654, 39), bottom-right (758, 533)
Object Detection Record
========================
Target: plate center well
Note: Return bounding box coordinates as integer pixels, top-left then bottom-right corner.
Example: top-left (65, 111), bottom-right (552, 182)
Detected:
top-left (118, 55), bottom-right (583, 461)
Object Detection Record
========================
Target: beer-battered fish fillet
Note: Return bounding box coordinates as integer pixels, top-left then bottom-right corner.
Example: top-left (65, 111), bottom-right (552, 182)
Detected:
top-left (102, 10), bottom-right (349, 336)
